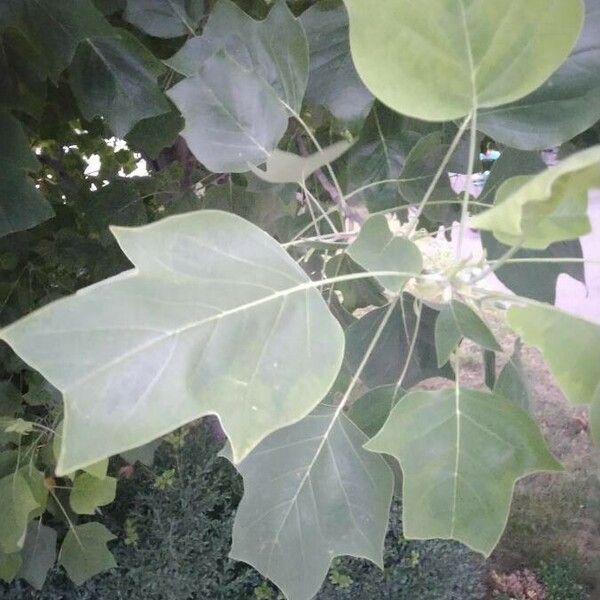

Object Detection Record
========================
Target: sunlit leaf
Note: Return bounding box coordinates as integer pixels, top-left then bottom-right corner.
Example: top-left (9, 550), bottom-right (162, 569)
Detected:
top-left (0, 471), bottom-right (39, 554)
top-left (479, 0), bottom-right (600, 150)
top-left (366, 388), bottom-right (561, 555)
top-left (472, 146), bottom-right (600, 249)
top-left (0, 211), bottom-right (344, 475)
top-left (344, 0), bottom-right (583, 121)
top-left (59, 522), bottom-right (116, 585)
top-left (479, 149), bottom-right (585, 303)
top-left (0, 552), bottom-right (21, 583)
top-left (230, 403), bottom-right (393, 600)
top-left (168, 0), bottom-right (308, 112)
top-left (70, 473), bottom-right (117, 515)
top-left (507, 304), bottom-right (600, 406)
top-left (300, 0), bottom-right (373, 123)
top-left (434, 301), bottom-right (501, 367)
top-left (347, 215), bottom-right (423, 293)
top-left (19, 521), bottom-right (57, 590)
top-left (167, 52), bottom-right (289, 172)
top-left (69, 31), bottom-right (170, 137)
top-left (124, 0), bottom-right (204, 38)
top-left (250, 141), bottom-right (352, 184)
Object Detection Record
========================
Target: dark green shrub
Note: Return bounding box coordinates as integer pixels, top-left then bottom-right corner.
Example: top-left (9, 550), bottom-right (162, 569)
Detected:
top-left (2, 425), bottom-right (487, 599)
top-left (538, 561), bottom-right (588, 600)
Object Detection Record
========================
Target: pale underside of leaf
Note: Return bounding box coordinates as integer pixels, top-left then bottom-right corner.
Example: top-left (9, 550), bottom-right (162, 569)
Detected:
top-left (366, 388), bottom-right (560, 555)
top-left (230, 403), bottom-right (393, 600)
top-left (0, 211), bottom-right (344, 475)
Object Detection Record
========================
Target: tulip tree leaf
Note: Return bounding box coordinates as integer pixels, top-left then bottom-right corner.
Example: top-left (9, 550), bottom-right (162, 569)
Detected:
top-left (471, 146), bottom-right (600, 249)
top-left (435, 301), bottom-right (501, 367)
top-left (19, 521), bottom-right (57, 590)
top-left (0, 471), bottom-right (39, 554)
top-left (0, 211), bottom-right (344, 475)
top-left (348, 385), bottom-right (402, 438)
top-left (69, 31), bottom-right (170, 137)
top-left (230, 403), bottom-right (393, 600)
top-left (59, 523), bottom-right (116, 585)
top-left (300, 0), bottom-right (373, 124)
top-left (478, 149), bottom-right (585, 303)
top-left (324, 254), bottom-right (387, 314)
top-left (345, 104), bottom-right (417, 211)
top-left (479, 0), bottom-right (600, 150)
top-left (344, 0), bottom-right (583, 121)
top-left (168, 0), bottom-right (308, 112)
top-left (347, 215), bottom-right (423, 293)
top-left (366, 388), bottom-right (561, 555)
top-left (507, 304), bottom-right (600, 406)
top-left (345, 297), bottom-right (453, 390)
top-left (0, 111), bottom-right (54, 238)
top-left (124, 0), bottom-right (204, 38)
top-left (20, 0), bottom-right (114, 79)
top-left (494, 341), bottom-right (530, 413)
top-left (167, 52), bottom-right (289, 173)
top-left (70, 473), bottom-right (117, 515)
top-left (250, 141), bottom-right (352, 184)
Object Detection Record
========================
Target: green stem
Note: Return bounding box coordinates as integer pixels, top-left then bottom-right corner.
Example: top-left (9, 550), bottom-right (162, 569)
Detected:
top-left (457, 109), bottom-right (478, 257)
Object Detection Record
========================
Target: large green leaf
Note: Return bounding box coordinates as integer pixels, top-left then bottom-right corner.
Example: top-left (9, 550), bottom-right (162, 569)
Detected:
top-left (124, 0), bottom-right (204, 38)
top-left (300, 0), bottom-right (373, 123)
top-left (479, 149), bottom-right (584, 303)
top-left (167, 52), bottom-right (289, 173)
top-left (345, 297), bottom-right (453, 390)
top-left (0, 211), bottom-right (344, 475)
top-left (70, 473), bottom-right (117, 515)
top-left (0, 111), bottom-right (53, 238)
top-left (345, 104), bottom-right (418, 211)
top-left (507, 304), bottom-right (600, 406)
top-left (69, 31), bottom-right (170, 137)
top-left (366, 388), bottom-right (561, 555)
top-left (472, 146), bottom-right (600, 249)
top-left (0, 471), bottom-right (39, 554)
top-left (479, 0), bottom-right (600, 150)
top-left (348, 385), bottom-right (402, 438)
top-left (0, 552), bottom-right (21, 583)
top-left (434, 300), bottom-right (501, 367)
top-left (59, 523), bottom-right (116, 585)
top-left (347, 215), bottom-right (423, 293)
top-left (125, 106), bottom-right (184, 159)
top-left (168, 0), bottom-right (308, 112)
top-left (230, 403), bottom-right (393, 600)
top-left (20, 0), bottom-right (114, 78)
top-left (344, 0), bottom-right (583, 121)
top-left (494, 341), bottom-right (530, 413)
top-left (19, 521), bottom-right (57, 590)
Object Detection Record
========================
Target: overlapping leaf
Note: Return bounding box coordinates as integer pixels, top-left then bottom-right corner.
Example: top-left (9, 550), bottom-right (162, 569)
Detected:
top-left (478, 149), bottom-right (585, 303)
top-left (366, 388), bottom-right (561, 555)
top-left (479, 0), bottom-right (600, 150)
top-left (70, 473), bottom-right (117, 515)
top-left (507, 304), bottom-right (600, 406)
top-left (70, 31), bottom-right (170, 137)
top-left (230, 403), bottom-right (393, 600)
top-left (19, 521), bottom-right (57, 590)
top-left (124, 0), bottom-right (204, 38)
top-left (168, 0), bottom-right (308, 111)
top-left (0, 111), bottom-right (53, 238)
top-left (472, 146), bottom-right (600, 249)
top-left (347, 215), bottom-right (423, 293)
top-left (0, 211), bottom-right (344, 475)
top-left (300, 0), bottom-right (373, 123)
top-left (344, 0), bottom-right (583, 121)
top-left (345, 296), bottom-right (453, 390)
